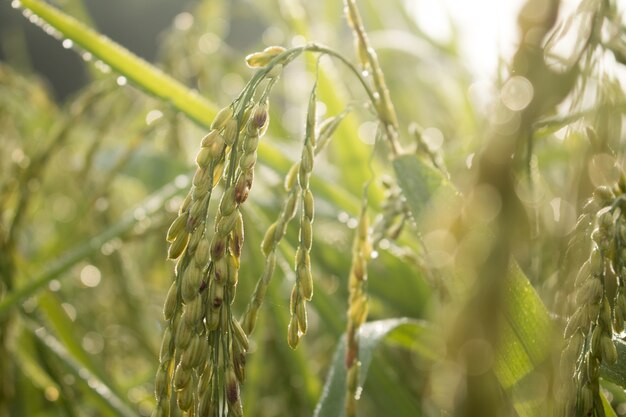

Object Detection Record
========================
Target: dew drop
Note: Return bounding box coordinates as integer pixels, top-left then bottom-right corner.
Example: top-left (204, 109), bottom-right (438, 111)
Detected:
top-left (48, 280), bottom-right (61, 292)
top-left (338, 211), bottom-right (350, 223)
top-left (11, 0), bottom-right (21, 9)
top-left (361, 70), bottom-right (370, 77)
top-left (116, 76), bottom-right (127, 86)
top-left (500, 76), bottom-right (534, 111)
top-left (174, 12), bottom-right (194, 31)
top-left (175, 175), bottom-right (190, 189)
top-left (62, 39), bottom-right (73, 49)
top-left (145, 109), bottom-right (163, 125)
top-left (82, 52), bottom-right (92, 62)
top-left (80, 265), bottom-right (101, 288)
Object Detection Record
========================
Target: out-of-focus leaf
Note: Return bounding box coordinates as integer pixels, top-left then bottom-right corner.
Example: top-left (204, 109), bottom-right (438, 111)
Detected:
top-left (0, 176), bottom-right (189, 317)
top-left (23, 318), bottom-right (141, 417)
top-left (394, 152), bottom-right (554, 417)
top-left (19, 0), bottom-right (218, 126)
top-left (602, 393), bottom-right (618, 417)
top-left (392, 154), bottom-right (456, 221)
top-left (313, 318), bottom-right (437, 417)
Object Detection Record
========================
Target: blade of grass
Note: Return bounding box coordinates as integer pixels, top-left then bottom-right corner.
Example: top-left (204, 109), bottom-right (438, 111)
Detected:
top-left (18, 0), bottom-right (218, 126)
top-left (23, 317), bottom-right (141, 417)
top-left (394, 153), bottom-right (554, 417)
top-left (0, 175), bottom-right (189, 317)
top-left (313, 318), bottom-right (436, 417)
top-left (17, 0), bottom-right (366, 219)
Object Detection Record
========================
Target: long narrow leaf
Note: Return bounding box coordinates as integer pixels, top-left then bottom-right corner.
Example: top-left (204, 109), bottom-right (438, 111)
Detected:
top-left (19, 0), bottom-right (218, 126)
top-left (23, 318), bottom-right (141, 417)
top-left (393, 153), bottom-right (553, 417)
top-left (313, 318), bottom-right (437, 417)
top-left (0, 176), bottom-right (189, 317)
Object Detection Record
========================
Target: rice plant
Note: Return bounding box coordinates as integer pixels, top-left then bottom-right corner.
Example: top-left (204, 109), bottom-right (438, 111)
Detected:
top-left (1, 0), bottom-right (626, 416)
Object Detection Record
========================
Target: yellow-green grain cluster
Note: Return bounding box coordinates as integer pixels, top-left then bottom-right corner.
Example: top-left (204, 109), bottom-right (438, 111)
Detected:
top-left (287, 83), bottom-right (317, 349)
top-left (154, 93), bottom-right (270, 417)
top-left (241, 108), bottom-right (348, 337)
top-left (560, 182), bottom-right (626, 416)
top-left (344, 206), bottom-right (371, 417)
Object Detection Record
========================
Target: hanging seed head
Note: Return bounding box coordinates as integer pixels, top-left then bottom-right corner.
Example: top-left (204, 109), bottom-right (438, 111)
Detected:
top-left (179, 193), bottom-right (192, 214)
top-left (181, 265), bottom-right (202, 303)
top-left (242, 306), bottom-right (259, 335)
top-left (296, 300), bottom-right (308, 333)
top-left (167, 213), bottom-right (189, 242)
top-left (217, 211), bottom-right (238, 237)
top-left (601, 336), bottom-right (618, 364)
top-left (300, 219), bottom-right (313, 250)
top-left (206, 307), bottom-right (220, 331)
top-left (184, 297), bottom-right (204, 326)
top-left (600, 296), bottom-right (612, 330)
top-left (240, 152), bottom-right (257, 172)
top-left (262, 251), bottom-right (276, 285)
top-left (196, 146), bottom-right (213, 168)
top-left (192, 167), bottom-right (207, 188)
top-left (175, 315), bottom-right (192, 348)
top-left (590, 249), bottom-right (603, 275)
top-left (613, 307), bottom-right (625, 333)
top-left (223, 119), bottom-right (239, 147)
top-left (298, 264), bottom-right (314, 301)
top-left (232, 318), bottom-right (249, 351)
top-left (285, 163), bottom-right (299, 191)
top-left (214, 256), bottom-right (228, 283)
top-left (235, 174), bottom-right (251, 204)
top-left (210, 281), bottom-right (225, 309)
top-left (154, 366), bottom-right (168, 397)
top-left (301, 143), bottom-right (314, 175)
top-left (231, 212), bottom-right (244, 257)
top-left (201, 129), bottom-right (221, 147)
top-left (227, 254), bottom-right (239, 286)
top-left (198, 395), bottom-right (214, 417)
top-left (174, 363), bottom-right (191, 391)
top-left (212, 106), bottom-right (234, 131)
top-left (163, 281), bottom-right (178, 320)
top-left (579, 278), bottom-right (603, 305)
top-left (285, 192), bottom-right (299, 220)
top-left (261, 223), bottom-right (277, 256)
top-left (168, 233), bottom-right (189, 260)
top-left (219, 188), bottom-right (237, 216)
top-left (210, 236), bottom-right (227, 260)
top-left (252, 103), bottom-right (269, 132)
top-left (304, 190), bottom-right (314, 220)
top-left (226, 364), bottom-right (241, 403)
top-left (188, 226), bottom-right (204, 251)
top-left (288, 315), bottom-right (300, 349)
top-left (177, 385), bottom-right (193, 411)
top-left (591, 325), bottom-right (602, 355)
top-left (245, 46), bottom-right (286, 68)
top-left (159, 327), bottom-right (172, 363)
top-left (195, 238), bottom-right (210, 266)
top-left (564, 307), bottom-right (584, 339)
top-left (298, 163), bottom-right (310, 189)
top-left (243, 132), bottom-right (260, 154)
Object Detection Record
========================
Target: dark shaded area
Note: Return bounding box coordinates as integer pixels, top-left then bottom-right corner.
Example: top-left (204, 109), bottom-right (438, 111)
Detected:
top-left (0, 0), bottom-right (195, 101)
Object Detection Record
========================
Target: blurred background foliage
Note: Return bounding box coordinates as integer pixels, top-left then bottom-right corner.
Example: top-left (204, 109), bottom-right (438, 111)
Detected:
top-left (0, 0), bottom-right (626, 417)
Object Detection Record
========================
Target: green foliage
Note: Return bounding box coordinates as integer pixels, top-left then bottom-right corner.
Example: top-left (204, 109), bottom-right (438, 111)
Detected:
top-left (2, 0), bottom-right (626, 417)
